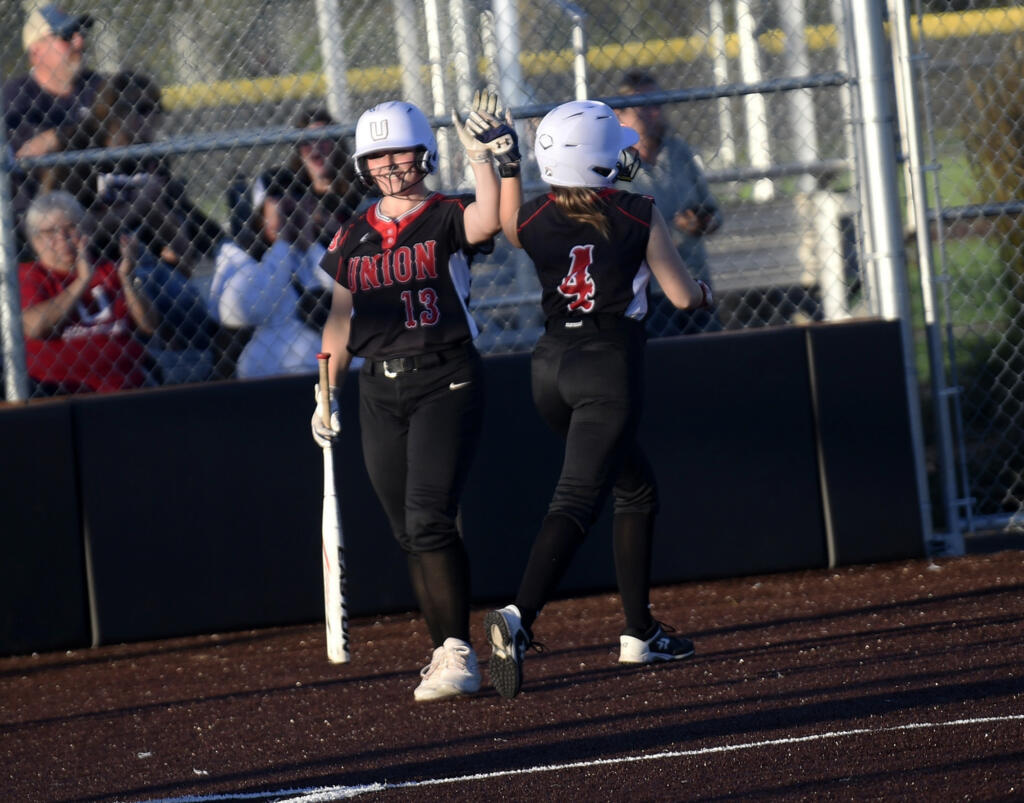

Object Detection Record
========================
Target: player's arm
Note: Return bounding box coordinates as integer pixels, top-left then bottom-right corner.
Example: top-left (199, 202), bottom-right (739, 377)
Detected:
top-left (465, 157), bottom-right (522, 246)
top-left (462, 158), bottom-right (501, 245)
top-left (499, 169), bottom-right (523, 248)
top-left (320, 283), bottom-right (354, 387)
top-left (312, 282), bottom-right (353, 447)
top-left (646, 205), bottom-right (711, 311)
top-left (453, 90), bottom-right (522, 245)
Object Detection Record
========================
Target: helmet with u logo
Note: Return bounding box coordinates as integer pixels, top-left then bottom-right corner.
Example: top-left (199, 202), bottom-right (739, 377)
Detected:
top-left (353, 101), bottom-right (438, 184)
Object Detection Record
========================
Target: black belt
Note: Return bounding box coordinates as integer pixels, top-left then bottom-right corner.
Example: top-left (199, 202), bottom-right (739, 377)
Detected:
top-left (545, 313), bottom-right (643, 333)
top-left (367, 343), bottom-right (472, 377)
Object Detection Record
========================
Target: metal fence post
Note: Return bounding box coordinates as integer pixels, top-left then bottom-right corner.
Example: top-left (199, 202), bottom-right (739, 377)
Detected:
top-left (0, 127), bottom-right (28, 403)
top-left (888, 0), bottom-right (965, 554)
top-left (849, 0), bottom-right (938, 554)
top-left (314, 0), bottom-right (352, 125)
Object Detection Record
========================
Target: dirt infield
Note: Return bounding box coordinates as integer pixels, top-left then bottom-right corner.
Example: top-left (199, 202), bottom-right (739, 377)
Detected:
top-left (3, 547), bottom-right (1023, 802)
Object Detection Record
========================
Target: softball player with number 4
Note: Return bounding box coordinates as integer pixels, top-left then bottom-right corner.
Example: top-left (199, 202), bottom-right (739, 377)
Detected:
top-left (313, 93), bottom-right (521, 701)
top-left (484, 100), bottom-right (712, 700)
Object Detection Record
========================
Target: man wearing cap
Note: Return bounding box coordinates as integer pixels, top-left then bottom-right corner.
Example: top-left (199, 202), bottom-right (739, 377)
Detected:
top-left (3, 5), bottom-right (104, 258)
top-left (4, 4), bottom-right (102, 158)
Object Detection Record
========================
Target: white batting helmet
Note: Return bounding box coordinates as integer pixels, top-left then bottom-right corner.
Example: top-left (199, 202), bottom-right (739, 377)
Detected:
top-left (534, 100), bottom-right (640, 188)
top-left (353, 101), bottom-right (438, 182)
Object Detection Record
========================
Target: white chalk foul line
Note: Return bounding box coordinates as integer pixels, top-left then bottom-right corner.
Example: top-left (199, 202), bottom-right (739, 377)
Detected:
top-left (147, 712), bottom-right (1024, 802)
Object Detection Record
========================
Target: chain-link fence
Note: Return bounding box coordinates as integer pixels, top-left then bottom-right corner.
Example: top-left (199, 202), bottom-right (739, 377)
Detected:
top-left (2, 1), bottom-right (1021, 544)
top-left (1, 0), bottom-right (866, 389)
top-left (901, 2), bottom-right (1024, 533)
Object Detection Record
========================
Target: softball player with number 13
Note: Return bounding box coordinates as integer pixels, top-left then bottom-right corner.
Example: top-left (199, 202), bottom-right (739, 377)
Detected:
top-left (313, 93), bottom-right (521, 701)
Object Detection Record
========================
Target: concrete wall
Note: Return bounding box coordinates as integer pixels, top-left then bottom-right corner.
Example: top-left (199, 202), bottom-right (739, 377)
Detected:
top-left (0, 320), bottom-right (925, 656)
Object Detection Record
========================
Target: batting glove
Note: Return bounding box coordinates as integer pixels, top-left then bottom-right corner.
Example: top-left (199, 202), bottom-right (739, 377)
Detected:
top-left (696, 279), bottom-right (713, 309)
top-left (464, 90), bottom-right (521, 177)
top-left (311, 383), bottom-right (341, 448)
top-left (452, 111), bottom-right (491, 164)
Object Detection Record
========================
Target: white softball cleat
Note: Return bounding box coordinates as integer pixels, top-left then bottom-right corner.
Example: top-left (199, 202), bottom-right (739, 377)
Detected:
top-left (413, 638), bottom-right (481, 702)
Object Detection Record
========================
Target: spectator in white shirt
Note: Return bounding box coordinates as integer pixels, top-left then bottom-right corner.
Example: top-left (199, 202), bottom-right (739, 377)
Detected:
top-left (209, 174), bottom-right (331, 379)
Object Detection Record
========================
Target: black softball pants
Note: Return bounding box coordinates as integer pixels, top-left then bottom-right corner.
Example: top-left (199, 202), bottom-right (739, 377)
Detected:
top-left (530, 317), bottom-right (658, 529)
top-left (358, 345), bottom-right (484, 554)
top-left (513, 317), bottom-right (659, 632)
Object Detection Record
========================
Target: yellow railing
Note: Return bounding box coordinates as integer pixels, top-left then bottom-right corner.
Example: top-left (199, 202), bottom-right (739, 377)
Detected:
top-left (162, 7), bottom-right (1024, 111)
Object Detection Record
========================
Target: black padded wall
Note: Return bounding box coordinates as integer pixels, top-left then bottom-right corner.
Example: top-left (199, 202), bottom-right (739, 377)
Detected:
top-left (806, 320), bottom-right (926, 564)
top-left (72, 373), bottom-right (414, 645)
top-left (0, 400), bottom-right (90, 655)
top-left (71, 378), bottom-right (325, 643)
top-left (1, 320), bottom-right (926, 653)
top-left (642, 327), bottom-right (829, 581)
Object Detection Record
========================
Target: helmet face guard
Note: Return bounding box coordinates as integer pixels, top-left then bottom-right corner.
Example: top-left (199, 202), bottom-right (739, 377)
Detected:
top-left (353, 101), bottom-right (438, 188)
top-left (534, 100), bottom-right (640, 188)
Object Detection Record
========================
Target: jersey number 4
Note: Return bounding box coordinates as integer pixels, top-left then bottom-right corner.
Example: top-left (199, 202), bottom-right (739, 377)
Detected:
top-left (558, 245), bottom-right (596, 313)
top-left (401, 288), bottom-right (440, 329)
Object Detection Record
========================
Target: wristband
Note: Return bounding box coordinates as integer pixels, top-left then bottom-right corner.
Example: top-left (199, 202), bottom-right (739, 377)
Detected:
top-left (498, 162), bottom-right (521, 178)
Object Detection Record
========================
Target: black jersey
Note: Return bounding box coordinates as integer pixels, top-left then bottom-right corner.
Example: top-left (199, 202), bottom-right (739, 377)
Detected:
top-left (516, 188), bottom-right (654, 322)
top-left (320, 193), bottom-right (487, 359)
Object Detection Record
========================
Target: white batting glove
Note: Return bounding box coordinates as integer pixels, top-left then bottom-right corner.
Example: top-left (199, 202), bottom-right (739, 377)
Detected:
top-left (452, 110), bottom-right (491, 164)
top-left (311, 383), bottom-right (341, 447)
top-left (696, 279), bottom-right (713, 309)
top-left (465, 89), bottom-right (502, 130)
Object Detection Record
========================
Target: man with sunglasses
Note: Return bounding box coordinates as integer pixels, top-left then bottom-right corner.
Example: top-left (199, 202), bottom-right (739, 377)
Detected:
top-left (4, 5), bottom-right (104, 257)
top-left (5, 5), bottom-right (102, 158)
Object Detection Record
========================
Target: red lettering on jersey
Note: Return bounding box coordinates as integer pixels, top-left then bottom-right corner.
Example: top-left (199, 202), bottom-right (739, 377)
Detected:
top-left (328, 227), bottom-right (345, 252)
top-left (418, 287), bottom-right (440, 326)
top-left (400, 290), bottom-right (417, 329)
top-left (414, 241), bottom-right (437, 279)
top-left (373, 253), bottom-right (387, 287)
top-left (393, 246), bottom-right (413, 283)
top-left (559, 244), bottom-right (597, 312)
top-left (347, 256), bottom-right (361, 291)
top-left (379, 249), bottom-right (394, 286)
top-left (400, 288), bottom-right (442, 329)
top-left (360, 256), bottom-right (380, 291)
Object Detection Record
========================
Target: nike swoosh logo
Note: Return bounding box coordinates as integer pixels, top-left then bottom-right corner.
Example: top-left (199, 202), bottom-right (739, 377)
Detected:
top-left (449, 381), bottom-right (471, 391)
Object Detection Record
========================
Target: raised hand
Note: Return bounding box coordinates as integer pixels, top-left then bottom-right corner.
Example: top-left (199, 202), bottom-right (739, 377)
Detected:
top-left (464, 90), bottom-right (521, 177)
top-left (451, 109), bottom-right (491, 164)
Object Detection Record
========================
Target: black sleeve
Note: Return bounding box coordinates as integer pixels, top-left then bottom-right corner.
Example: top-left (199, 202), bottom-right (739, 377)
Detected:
top-left (319, 221), bottom-right (355, 286)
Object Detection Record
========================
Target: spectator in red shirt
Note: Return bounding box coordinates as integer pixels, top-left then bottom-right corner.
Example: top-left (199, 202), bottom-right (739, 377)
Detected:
top-left (19, 190), bottom-right (157, 396)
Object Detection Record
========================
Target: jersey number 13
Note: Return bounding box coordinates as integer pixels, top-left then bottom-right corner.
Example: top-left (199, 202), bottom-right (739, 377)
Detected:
top-left (401, 287), bottom-right (440, 329)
